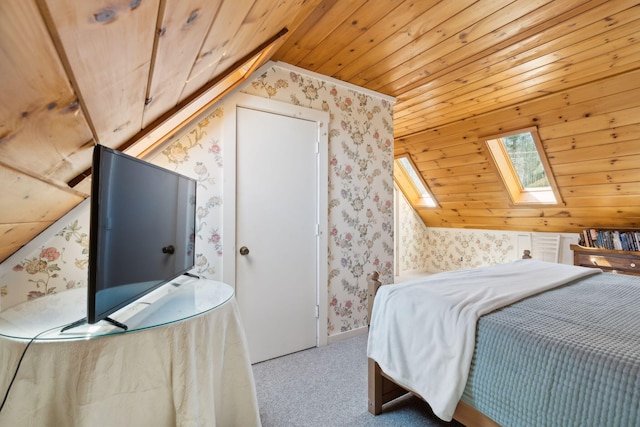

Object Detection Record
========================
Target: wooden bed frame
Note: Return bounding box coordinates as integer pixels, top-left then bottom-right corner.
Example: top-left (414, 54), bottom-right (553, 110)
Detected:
top-left (366, 271), bottom-right (500, 427)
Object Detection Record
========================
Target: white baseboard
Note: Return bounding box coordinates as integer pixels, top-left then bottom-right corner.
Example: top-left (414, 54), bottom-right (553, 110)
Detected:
top-left (327, 325), bottom-right (368, 345)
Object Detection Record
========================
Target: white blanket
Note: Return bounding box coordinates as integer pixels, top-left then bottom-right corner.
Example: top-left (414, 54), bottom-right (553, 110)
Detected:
top-left (367, 260), bottom-right (600, 421)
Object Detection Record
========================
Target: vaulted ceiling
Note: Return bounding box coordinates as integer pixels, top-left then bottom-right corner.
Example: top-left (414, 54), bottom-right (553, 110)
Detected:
top-left (1, 0), bottom-right (639, 263)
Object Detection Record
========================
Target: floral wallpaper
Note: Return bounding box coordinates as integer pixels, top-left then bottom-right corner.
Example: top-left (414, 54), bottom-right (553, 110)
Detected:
top-left (3, 220), bottom-right (88, 306)
top-left (397, 191), bottom-right (431, 274)
top-left (152, 108), bottom-right (225, 278)
top-left (423, 228), bottom-right (517, 272)
top-left (395, 188), bottom-right (519, 274)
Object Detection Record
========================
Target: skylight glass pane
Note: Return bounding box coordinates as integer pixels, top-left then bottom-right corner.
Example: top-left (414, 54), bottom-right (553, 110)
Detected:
top-left (397, 157), bottom-right (436, 207)
top-left (500, 132), bottom-right (550, 190)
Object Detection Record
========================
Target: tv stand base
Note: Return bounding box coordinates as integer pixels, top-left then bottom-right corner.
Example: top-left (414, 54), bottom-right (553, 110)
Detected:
top-left (60, 316), bottom-right (128, 333)
top-left (104, 317), bottom-right (128, 331)
top-left (60, 317), bottom-right (87, 333)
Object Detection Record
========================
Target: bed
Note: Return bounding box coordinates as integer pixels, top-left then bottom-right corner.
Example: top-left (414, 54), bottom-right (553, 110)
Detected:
top-left (366, 260), bottom-right (640, 427)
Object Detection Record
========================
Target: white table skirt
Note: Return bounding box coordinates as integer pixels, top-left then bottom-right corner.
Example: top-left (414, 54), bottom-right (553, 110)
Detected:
top-left (0, 296), bottom-right (261, 426)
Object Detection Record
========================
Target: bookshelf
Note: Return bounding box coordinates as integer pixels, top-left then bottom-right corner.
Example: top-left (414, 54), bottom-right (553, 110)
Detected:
top-left (579, 229), bottom-right (640, 252)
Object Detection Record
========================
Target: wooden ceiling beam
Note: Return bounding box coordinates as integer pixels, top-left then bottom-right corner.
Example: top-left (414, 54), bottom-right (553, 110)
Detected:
top-left (67, 27), bottom-right (289, 188)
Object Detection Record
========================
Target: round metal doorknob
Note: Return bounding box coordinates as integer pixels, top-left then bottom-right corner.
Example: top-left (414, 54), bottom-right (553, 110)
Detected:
top-left (239, 246), bottom-right (250, 256)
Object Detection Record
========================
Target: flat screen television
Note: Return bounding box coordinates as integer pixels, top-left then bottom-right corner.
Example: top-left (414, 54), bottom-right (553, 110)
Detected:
top-left (87, 145), bottom-right (197, 326)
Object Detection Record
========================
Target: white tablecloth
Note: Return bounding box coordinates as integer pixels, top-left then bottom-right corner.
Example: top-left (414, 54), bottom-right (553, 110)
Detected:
top-left (0, 295), bottom-right (261, 426)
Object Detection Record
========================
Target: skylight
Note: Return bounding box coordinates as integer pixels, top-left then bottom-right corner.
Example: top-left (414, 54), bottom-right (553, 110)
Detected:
top-left (484, 127), bottom-right (562, 205)
top-left (394, 155), bottom-right (437, 208)
top-left (500, 132), bottom-right (549, 190)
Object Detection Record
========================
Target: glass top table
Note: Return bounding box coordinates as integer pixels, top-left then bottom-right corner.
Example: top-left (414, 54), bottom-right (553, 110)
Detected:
top-left (0, 277), bottom-right (233, 341)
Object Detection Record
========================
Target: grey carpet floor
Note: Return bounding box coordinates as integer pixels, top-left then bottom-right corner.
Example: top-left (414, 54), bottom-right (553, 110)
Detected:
top-left (251, 332), bottom-right (463, 427)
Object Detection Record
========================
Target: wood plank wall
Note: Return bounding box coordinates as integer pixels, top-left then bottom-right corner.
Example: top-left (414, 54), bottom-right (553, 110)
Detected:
top-left (395, 68), bottom-right (640, 233)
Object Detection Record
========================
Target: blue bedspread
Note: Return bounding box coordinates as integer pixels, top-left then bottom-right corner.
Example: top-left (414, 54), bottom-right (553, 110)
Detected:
top-left (461, 272), bottom-right (640, 427)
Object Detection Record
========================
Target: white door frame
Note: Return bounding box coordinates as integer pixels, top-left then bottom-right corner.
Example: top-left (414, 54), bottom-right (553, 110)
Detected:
top-left (222, 92), bottom-right (329, 348)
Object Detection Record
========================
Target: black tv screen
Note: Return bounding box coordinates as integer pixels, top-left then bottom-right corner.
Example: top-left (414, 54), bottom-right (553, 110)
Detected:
top-left (87, 145), bottom-right (196, 325)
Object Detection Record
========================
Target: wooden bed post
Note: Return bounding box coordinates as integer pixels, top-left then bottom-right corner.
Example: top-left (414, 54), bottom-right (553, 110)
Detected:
top-left (367, 271), bottom-right (387, 414)
top-left (367, 271), bottom-right (384, 414)
top-left (368, 358), bottom-right (384, 415)
top-left (367, 271), bottom-right (380, 326)
top-left (367, 271), bottom-right (409, 414)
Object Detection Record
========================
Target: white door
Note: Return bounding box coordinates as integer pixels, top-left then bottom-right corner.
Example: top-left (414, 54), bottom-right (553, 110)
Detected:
top-left (235, 106), bottom-right (318, 363)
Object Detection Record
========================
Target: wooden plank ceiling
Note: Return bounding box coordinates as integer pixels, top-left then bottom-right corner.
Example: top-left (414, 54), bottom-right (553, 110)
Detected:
top-left (1, 0), bottom-right (639, 263)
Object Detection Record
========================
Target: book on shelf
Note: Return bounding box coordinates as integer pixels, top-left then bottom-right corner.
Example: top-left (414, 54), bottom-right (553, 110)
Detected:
top-left (580, 229), bottom-right (640, 252)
